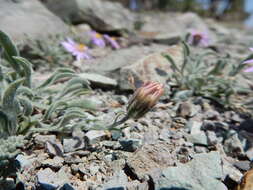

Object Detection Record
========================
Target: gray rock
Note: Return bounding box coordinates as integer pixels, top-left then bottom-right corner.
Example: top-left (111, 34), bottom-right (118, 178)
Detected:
top-left (246, 147), bottom-right (253, 161)
top-left (187, 121), bottom-right (203, 134)
top-left (206, 131), bottom-right (218, 145)
top-left (63, 137), bottom-right (85, 153)
top-left (194, 146), bottom-right (208, 153)
top-left (78, 73), bottom-right (117, 88)
top-left (59, 184), bottom-right (75, 190)
top-left (176, 101), bottom-right (192, 118)
top-left (34, 135), bottom-right (56, 147)
top-left (119, 138), bottom-right (142, 152)
top-left (43, 0), bottom-right (135, 32)
top-left (137, 12), bottom-right (213, 43)
top-left (45, 141), bottom-right (64, 157)
top-left (37, 167), bottom-right (69, 189)
top-left (224, 133), bottom-right (245, 157)
top-left (126, 142), bottom-right (176, 180)
top-left (41, 156), bottom-right (64, 169)
top-left (119, 45), bottom-right (184, 90)
top-left (15, 154), bottom-right (33, 169)
top-left (155, 151), bottom-right (226, 190)
top-left (103, 170), bottom-right (128, 190)
top-left (204, 110), bottom-right (220, 120)
top-left (186, 132), bottom-right (208, 146)
top-left (84, 130), bottom-right (108, 145)
top-left (0, 0), bottom-right (68, 42)
top-left (221, 157), bottom-right (243, 183)
top-left (233, 160), bottom-right (251, 171)
top-left (81, 44), bottom-right (170, 89)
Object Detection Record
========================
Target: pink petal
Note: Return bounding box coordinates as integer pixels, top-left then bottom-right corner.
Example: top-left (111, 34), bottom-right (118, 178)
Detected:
top-left (244, 66), bottom-right (253, 72)
top-left (249, 48), bottom-right (253, 52)
top-left (243, 59), bottom-right (253, 64)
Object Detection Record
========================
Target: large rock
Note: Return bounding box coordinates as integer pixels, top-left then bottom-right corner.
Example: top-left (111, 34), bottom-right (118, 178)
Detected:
top-left (0, 0), bottom-right (69, 42)
top-left (82, 44), bottom-right (183, 90)
top-left (42, 0), bottom-right (135, 32)
top-left (155, 151), bottom-right (227, 190)
top-left (137, 12), bottom-right (214, 43)
top-left (119, 44), bottom-right (184, 89)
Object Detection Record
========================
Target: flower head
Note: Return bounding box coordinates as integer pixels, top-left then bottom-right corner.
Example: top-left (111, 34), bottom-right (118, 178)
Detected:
top-left (61, 38), bottom-right (91, 60)
top-left (127, 81), bottom-right (164, 119)
top-left (89, 31), bottom-right (106, 48)
top-left (243, 48), bottom-right (253, 72)
top-left (188, 30), bottom-right (209, 47)
top-left (103, 34), bottom-right (120, 49)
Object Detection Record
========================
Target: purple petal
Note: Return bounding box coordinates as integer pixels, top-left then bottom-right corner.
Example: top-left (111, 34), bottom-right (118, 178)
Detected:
top-left (249, 48), bottom-right (253, 52)
top-left (61, 42), bottom-right (76, 53)
top-left (244, 66), bottom-right (253, 72)
top-left (243, 59), bottom-right (253, 64)
top-left (103, 35), bottom-right (120, 49)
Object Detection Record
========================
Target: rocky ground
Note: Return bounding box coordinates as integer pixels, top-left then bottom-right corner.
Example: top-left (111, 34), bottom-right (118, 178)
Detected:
top-left (1, 0), bottom-right (253, 190)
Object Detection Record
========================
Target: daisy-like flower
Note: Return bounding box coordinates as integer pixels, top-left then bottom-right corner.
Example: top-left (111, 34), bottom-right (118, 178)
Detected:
top-left (61, 38), bottom-right (91, 60)
top-left (243, 48), bottom-right (253, 72)
top-left (103, 34), bottom-right (120, 49)
top-left (188, 30), bottom-right (209, 47)
top-left (89, 31), bottom-right (106, 48)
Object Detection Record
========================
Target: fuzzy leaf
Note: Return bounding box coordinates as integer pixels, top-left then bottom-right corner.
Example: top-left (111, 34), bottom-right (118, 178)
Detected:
top-left (13, 56), bottom-right (33, 88)
top-left (0, 30), bottom-right (21, 74)
top-left (43, 100), bottom-right (67, 120)
top-left (37, 70), bottom-right (76, 89)
top-left (67, 99), bottom-right (99, 110)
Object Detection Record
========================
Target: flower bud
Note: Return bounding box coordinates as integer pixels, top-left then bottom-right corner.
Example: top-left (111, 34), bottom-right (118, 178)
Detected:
top-left (126, 81), bottom-right (164, 119)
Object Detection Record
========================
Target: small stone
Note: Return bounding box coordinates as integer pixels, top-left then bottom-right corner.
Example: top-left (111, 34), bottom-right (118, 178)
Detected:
top-left (186, 132), bottom-right (208, 146)
top-left (119, 138), bottom-right (142, 152)
top-left (41, 156), bottom-right (64, 169)
top-left (204, 110), bottom-right (220, 120)
top-left (15, 154), bottom-right (33, 169)
top-left (34, 135), bottom-right (56, 147)
top-left (176, 101), bottom-right (192, 118)
top-left (45, 141), bottom-right (64, 157)
top-left (224, 133), bottom-right (245, 158)
top-left (206, 131), bottom-right (218, 145)
top-left (59, 183), bottom-right (75, 190)
top-left (37, 168), bottom-right (58, 189)
top-left (103, 171), bottom-right (128, 190)
top-left (246, 147), bottom-right (253, 161)
top-left (222, 158), bottom-right (243, 183)
top-left (89, 164), bottom-right (100, 176)
top-left (63, 137), bottom-right (85, 153)
top-left (194, 146), bottom-right (208, 153)
top-left (84, 130), bottom-right (108, 145)
top-left (234, 161), bottom-right (251, 171)
top-left (186, 121), bottom-right (203, 134)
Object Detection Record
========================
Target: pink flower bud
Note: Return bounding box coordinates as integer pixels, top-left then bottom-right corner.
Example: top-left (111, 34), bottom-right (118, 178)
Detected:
top-left (127, 81), bottom-right (164, 119)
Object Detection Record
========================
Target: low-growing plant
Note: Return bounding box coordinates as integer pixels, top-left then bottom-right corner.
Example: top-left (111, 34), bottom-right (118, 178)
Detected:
top-left (0, 30), bottom-right (99, 186)
top-left (163, 42), bottom-right (249, 106)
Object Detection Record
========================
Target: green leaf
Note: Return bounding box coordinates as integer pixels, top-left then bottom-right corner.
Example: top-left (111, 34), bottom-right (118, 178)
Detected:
top-left (2, 78), bottom-right (24, 109)
top-left (18, 97), bottom-right (33, 116)
top-left (163, 54), bottom-right (180, 73)
top-left (56, 77), bottom-right (90, 99)
top-left (0, 30), bottom-right (21, 74)
top-left (67, 99), bottom-right (99, 110)
top-left (43, 100), bottom-right (67, 121)
top-left (13, 56), bottom-right (33, 87)
top-left (37, 69), bottom-right (76, 89)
